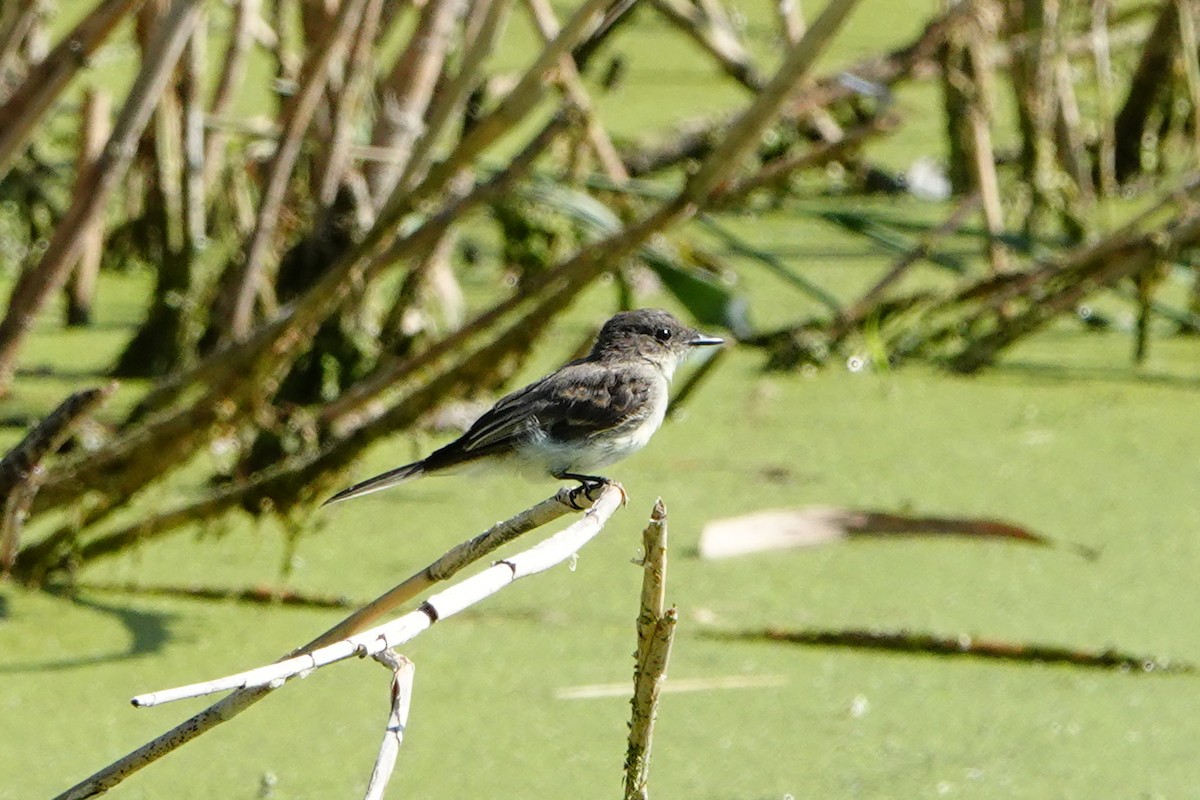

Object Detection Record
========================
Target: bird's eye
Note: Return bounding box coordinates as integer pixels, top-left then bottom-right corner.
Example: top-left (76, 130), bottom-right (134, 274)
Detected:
top-left (654, 327), bottom-right (672, 342)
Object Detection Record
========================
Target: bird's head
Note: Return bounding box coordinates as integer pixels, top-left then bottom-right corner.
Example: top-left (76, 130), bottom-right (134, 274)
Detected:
top-left (590, 308), bottom-right (724, 377)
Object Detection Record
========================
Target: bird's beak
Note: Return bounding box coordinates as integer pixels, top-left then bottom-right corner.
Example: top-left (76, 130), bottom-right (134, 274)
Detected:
top-left (688, 332), bottom-right (725, 347)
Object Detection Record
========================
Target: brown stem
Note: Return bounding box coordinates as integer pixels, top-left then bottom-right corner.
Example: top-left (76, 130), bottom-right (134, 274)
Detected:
top-left (64, 88), bottom-right (111, 327)
top-left (0, 0), bottom-right (204, 395)
top-left (364, 0), bottom-right (461, 209)
top-left (218, 0), bottom-right (368, 342)
top-left (316, 0), bottom-right (385, 207)
top-left (202, 0), bottom-right (258, 189)
top-left (0, 0), bottom-right (144, 179)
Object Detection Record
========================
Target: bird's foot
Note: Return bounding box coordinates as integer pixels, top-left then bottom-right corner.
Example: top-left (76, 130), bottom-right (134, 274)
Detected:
top-left (557, 473), bottom-right (623, 510)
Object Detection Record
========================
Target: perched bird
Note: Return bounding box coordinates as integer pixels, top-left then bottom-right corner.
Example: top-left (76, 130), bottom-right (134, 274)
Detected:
top-left (323, 308), bottom-right (723, 505)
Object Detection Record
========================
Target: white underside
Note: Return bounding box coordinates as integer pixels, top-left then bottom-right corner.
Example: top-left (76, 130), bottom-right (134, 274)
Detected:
top-left (516, 379), bottom-right (668, 476)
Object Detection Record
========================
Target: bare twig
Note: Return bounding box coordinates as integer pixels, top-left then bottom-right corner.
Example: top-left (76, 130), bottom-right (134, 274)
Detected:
top-left (650, 0), bottom-right (764, 91)
top-left (711, 114), bottom-right (898, 207)
top-left (624, 499), bottom-right (675, 800)
top-left (393, 0), bottom-right (513, 194)
top-left (377, 0), bottom-right (612, 218)
top-left (525, 0), bottom-right (629, 181)
top-left (297, 485), bottom-right (600, 649)
top-left (678, 0), bottom-right (864, 208)
top-left (317, 0), bottom-right (384, 208)
top-left (364, 651), bottom-right (415, 800)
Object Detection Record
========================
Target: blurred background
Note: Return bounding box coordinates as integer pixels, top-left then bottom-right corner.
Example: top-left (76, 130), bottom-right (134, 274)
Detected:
top-left (2, 0), bottom-right (1199, 796)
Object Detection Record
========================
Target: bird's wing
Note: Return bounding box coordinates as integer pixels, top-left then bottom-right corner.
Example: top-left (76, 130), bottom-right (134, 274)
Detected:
top-left (427, 365), bottom-right (655, 466)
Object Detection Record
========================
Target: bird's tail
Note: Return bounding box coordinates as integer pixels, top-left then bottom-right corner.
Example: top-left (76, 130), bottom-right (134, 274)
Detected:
top-left (322, 461), bottom-right (426, 506)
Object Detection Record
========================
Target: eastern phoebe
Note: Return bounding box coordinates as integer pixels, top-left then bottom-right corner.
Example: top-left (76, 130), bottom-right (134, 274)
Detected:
top-left (324, 308), bottom-right (723, 505)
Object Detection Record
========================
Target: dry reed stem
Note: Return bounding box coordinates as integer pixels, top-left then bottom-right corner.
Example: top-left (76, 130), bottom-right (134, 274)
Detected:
top-left (682, 0), bottom-right (863, 207)
top-left (141, 0), bottom-right (186, 256)
top-left (712, 115), bottom-right (897, 207)
top-left (950, 185), bottom-right (1200, 371)
top-left (650, 0), bottom-right (764, 90)
top-left (961, 9), bottom-right (1009, 273)
top-left (65, 88), bottom-right (111, 326)
top-left (0, 383), bottom-right (115, 575)
top-left (1090, 0), bottom-right (1117, 197)
top-left (132, 486), bottom-right (623, 707)
top-left (181, 23), bottom-right (205, 250)
top-left (1053, 52), bottom-right (1093, 204)
top-left (317, 0), bottom-right (384, 208)
top-left (0, 0), bottom-right (204, 394)
top-left (1174, 0), bottom-right (1200, 167)
top-left (0, 0), bottom-right (143, 179)
top-left (525, 0), bottom-right (629, 181)
top-left (124, 0), bottom-right (600, 422)
top-left (376, 0), bottom-right (611, 221)
top-left (221, 0), bottom-right (368, 341)
top-left (395, 0), bottom-right (513, 192)
top-left (776, 0), bottom-right (806, 42)
top-left (366, 0), bottom-right (462, 209)
top-left (202, 0), bottom-right (258, 189)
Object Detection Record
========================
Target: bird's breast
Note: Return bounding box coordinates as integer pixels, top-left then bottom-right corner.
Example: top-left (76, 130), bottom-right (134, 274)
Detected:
top-left (517, 377), bottom-right (668, 475)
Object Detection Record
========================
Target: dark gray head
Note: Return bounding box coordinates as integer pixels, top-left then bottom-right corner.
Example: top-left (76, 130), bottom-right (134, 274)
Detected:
top-left (590, 308), bottom-right (723, 376)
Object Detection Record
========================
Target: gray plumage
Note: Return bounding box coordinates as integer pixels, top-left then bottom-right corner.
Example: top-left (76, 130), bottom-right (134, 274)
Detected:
top-left (324, 308), bottom-right (722, 505)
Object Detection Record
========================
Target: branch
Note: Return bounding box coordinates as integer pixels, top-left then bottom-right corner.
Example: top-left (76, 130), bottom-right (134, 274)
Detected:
top-left (52, 484), bottom-right (614, 799)
top-left (624, 498), bottom-right (675, 800)
top-left (363, 651), bottom-right (415, 800)
top-left (132, 485), bottom-right (625, 707)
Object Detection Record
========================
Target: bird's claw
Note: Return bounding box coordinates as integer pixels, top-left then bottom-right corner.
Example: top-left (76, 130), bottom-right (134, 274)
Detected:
top-left (562, 476), bottom-right (626, 509)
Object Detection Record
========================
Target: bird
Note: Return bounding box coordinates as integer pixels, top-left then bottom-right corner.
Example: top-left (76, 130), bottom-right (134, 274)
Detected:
top-left (323, 308), bottom-right (724, 505)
